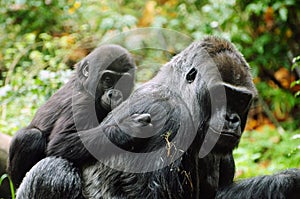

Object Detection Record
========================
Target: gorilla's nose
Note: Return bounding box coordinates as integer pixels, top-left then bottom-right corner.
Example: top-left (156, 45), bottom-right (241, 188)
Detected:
top-left (139, 114), bottom-right (151, 124)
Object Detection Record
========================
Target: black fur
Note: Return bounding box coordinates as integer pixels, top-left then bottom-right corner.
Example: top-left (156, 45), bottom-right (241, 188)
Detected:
top-left (216, 168), bottom-right (300, 199)
top-left (8, 44), bottom-right (135, 188)
top-left (16, 36), bottom-right (300, 198)
top-left (16, 157), bottom-right (83, 199)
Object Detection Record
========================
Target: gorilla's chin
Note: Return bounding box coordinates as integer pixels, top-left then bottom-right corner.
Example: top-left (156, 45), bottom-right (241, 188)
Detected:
top-left (100, 100), bottom-right (112, 111)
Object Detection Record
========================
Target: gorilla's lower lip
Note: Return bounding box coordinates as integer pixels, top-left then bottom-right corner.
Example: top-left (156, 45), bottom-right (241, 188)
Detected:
top-left (209, 127), bottom-right (240, 139)
top-left (100, 100), bottom-right (111, 111)
top-left (221, 131), bottom-right (240, 139)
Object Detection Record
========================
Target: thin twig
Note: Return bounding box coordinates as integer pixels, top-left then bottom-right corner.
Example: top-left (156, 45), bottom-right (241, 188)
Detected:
top-left (4, 42), bottom-right (43, 86)
top-left (258, 96), bottom-right (285, 135)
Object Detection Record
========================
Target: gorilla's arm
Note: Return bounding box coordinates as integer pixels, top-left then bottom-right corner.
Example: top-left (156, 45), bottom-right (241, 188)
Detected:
top-left (47, 126), bottom-right (135, 164)
top-left (47, 129), bottom-right (91, 164)
top-left (8, 80), bottom-right (74, 187)
top-left (216, 168), bottom-right (300, 199)
top-left (47, 113), bottom-right (152, 164)
top-left (7, 128), bottom-right (46, 187)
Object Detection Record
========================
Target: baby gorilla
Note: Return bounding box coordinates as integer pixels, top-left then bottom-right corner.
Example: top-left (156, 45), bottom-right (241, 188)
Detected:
top-left (8, 44), bottom-right (136, 188)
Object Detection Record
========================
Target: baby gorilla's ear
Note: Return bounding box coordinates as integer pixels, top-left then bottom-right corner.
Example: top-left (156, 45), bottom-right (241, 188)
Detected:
top-left (131, 113), bottom-right (152, 126)
top-left (82, 61), bottom-right (89, 77)
top-left (76, 60), bottom-right (89, 80)
top-left (81, 60), bottom-right (89, 77)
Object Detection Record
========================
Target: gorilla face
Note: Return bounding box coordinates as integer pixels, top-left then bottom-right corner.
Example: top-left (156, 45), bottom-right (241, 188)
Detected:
top-left (77, 45), bottom-right (135, 112)
top-left (207, 82), bottom-right (254, 153)
top-left (184, 37), bottom-right (257, 155)
top-left (98, 69), bottom-right (134, 111)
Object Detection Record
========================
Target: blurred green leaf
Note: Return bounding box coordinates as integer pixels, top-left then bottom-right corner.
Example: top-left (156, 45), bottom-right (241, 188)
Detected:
top-left (279, 7), bottom-right (288, 21)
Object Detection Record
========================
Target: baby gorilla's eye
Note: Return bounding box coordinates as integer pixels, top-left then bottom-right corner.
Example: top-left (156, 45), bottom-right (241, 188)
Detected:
top-left (104, 76), bottom-right (114, 85)
top-left (101, 73), bottom-right (116, 88)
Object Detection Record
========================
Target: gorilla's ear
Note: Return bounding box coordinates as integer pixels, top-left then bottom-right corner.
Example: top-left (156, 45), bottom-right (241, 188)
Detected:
top-left (76, 60), bottom-right (89, 78)
top-left (81, 60), bottom-right (89, 77)
top-left (186, 67), bottom-right (197, 83)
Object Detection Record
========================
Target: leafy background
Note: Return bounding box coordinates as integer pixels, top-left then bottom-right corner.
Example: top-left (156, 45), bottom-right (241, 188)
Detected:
top-left (0, 0), bottom-right (299, 180)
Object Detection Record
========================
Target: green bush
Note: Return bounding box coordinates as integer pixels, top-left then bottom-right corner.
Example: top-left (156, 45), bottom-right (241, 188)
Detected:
top-left (234, 126), bottom-right (300, 178)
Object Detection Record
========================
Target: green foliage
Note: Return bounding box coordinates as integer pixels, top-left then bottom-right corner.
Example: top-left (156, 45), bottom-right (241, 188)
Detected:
top-left (256, 82), bottom-right (300, 130)
top-left (0, 174), bottom-right (15, 199)
top-left (292, 55), bottom-right (300, 97)
top-left (0, 18), bottom-right (74, 134)
top-left (234, 127), bottom-right (300, 178)
top-left (0, 69), bottom-right (72, 135)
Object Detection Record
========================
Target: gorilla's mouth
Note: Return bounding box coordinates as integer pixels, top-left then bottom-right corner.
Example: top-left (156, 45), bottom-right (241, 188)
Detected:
top-left (209, 127), bottom-right (240, 140)
top-left (100, 99), bottom-right (112, 111)
top-left (221, 131), bottom-right (240, 139)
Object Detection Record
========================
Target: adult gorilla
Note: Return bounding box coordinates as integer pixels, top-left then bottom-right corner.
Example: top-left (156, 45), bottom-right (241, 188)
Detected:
top-left (16, 36), bottom-right (300, 199)
top-left (8, 44), bottom-right (136, 188)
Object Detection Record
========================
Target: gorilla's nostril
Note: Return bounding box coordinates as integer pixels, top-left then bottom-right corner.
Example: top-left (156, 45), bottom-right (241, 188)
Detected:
top-left (141, 115), bottom-right (151, 124)
top-left (231, 114), bottom-right (239, 122)
top-left (226, 113), bottom-right (240, 129)
top-left (108, 90), bottom-right (113, 98)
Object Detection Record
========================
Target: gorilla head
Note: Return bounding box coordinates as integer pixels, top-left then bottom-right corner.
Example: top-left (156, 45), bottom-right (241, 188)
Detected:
top-left (188, 37), bottom-right (257, 156)
top-left (74, 44), bottom-right (135, 122)
top-left (133, 36), bottom-right (257, 157)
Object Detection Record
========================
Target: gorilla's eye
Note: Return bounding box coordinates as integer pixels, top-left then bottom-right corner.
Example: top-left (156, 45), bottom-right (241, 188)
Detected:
top-left (101, 73), bottom-right (117, 89)
top-left (104, 76), bottom-right (114, 86)
top-left (186, 68), bottom-right (197, 83)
